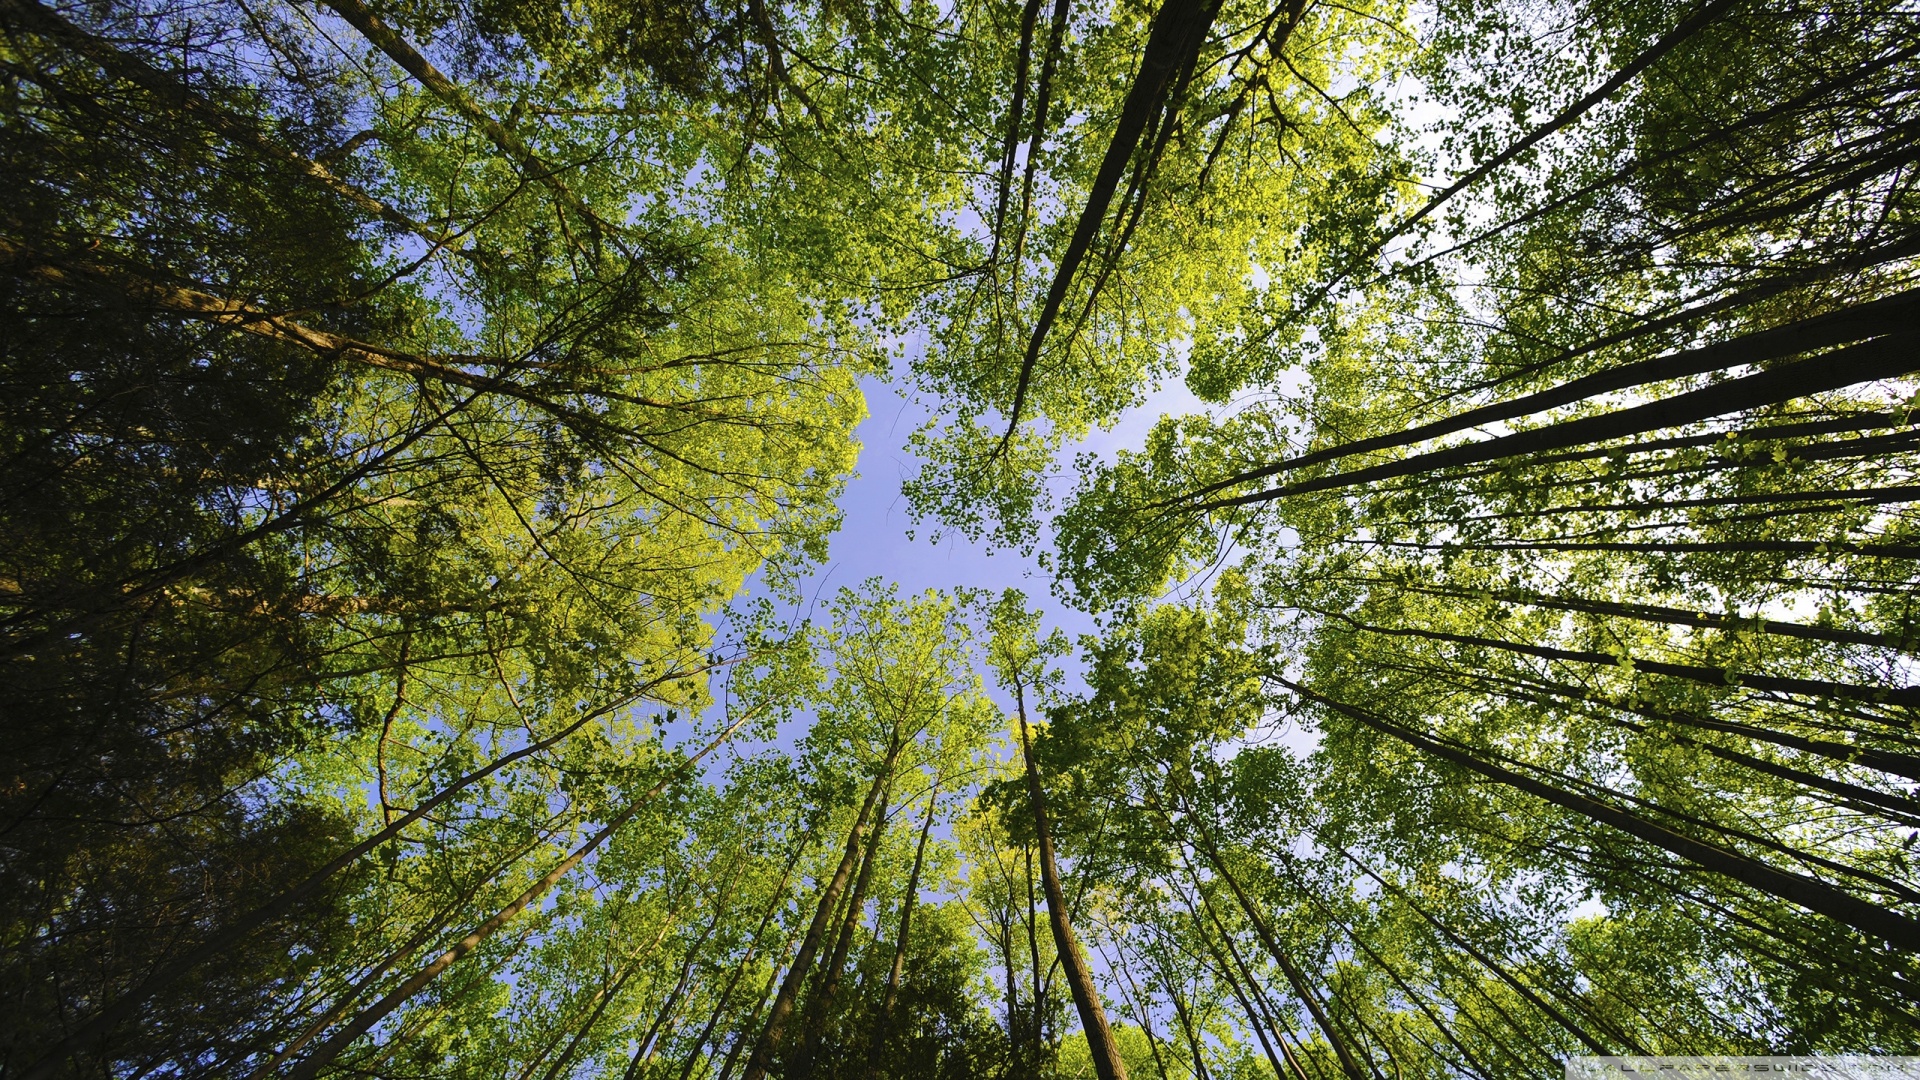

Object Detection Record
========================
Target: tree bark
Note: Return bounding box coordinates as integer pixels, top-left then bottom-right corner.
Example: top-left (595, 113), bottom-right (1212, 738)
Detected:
top-left (0, 0), bottom-right (448, 245)
top-left (1322, 611), bottom-right (1920, 707)
top-left (1176, 877), bottom-right (1309, 1080)
top-left (791, 777), bottom-right (892, 1079)
top-left (535, 964), bottom-right (640, 1080)
top-left (866, 779), bottom-right (941, 1077)
top-left (1285, 678), bottom-right (1920, 950)
top-left (740, 736), bottom-right (903, 1080)
top-left (1014, 687), bottom-right (1129, 1080)
top-left (313, 0), bottom-right (616, 241)
top-left (1377, 537), bottom-right (1920, 561)
top-left (1177, 814), bottom-right (1369, 1080)
top-left (676, 823), bottom-right (819, 1080)
top-left (1109, 944), bottom-right (1177, 1080)
top-left (996, 0), bottom-right (1223, 447)
top-left (273, 708), bottom-right (761, 1080)
top-left (1197, 332), bottom-right (1920, 512)
top-left (240, 828), bottom-right (559, 1080)
top-left (1182, 286), bottom-right (1919, 503)
top-left (15, 671), bottom-right (710, 1080)
top-left (1380, 579), bottom-right (1919, 653)
top-left (1329, 848), bottom-right (1612, 1055)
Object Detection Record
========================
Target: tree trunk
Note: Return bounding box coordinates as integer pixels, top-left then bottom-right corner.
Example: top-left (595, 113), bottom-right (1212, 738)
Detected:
top-left (537, 964), bottom-right (639, 1080)
top-left (1014, 687), bottom-right (1129, 1080)
top-left (1471, 666), bottom-right (1920, 776)
top-left (1179, 887), bottom-right (1309, 1080)
top-left (792, 777), bottom-right (891, 1079)
top-left (275, 709), bottom-right (760, 1080)
top-left (1378, 537), bottom-right (1920, 561)
top-left (622, 901), bottom-right (733, 1080)
top-left (1323, 611), bottom-right (1920, 707)
top-left (1178, 817), bottom-right (1369, 1080)
top-left (1328, 847), bottom-right (1612, 1055)
top-left (1374, 477), bottom-right (1920, 541)
top-left (27, 688), bottom-right (725, 1080)
top-left (866, 779), bottom-right (941, 1077)
top-left (1199, 332), bottom-right (1920, 511)
top-left (1024, 840), bottom-right (1045, 1056)
top-left (1286, 678), bottom-right (1920, 950)
top-left (997, 0), bottom-right (1223, 445)
top-left (1382, 578), bottom-right (1918, 653)
top-left (1182, 286), bottom-right (1919, 502)
top-left (240, 826), bottom-right (558, 1080)
top-left (314, 0), bottom-right (609, 233)
top-left (741, 737), bottom-right (903, 1080)
top-left (988, 0), bottom-right (1047, 255)
top-left (1285, 878), bottom-right (1504, 1080)
top-left (1109, 946), bottom-right (1176, 1080)
top-left (675, 824), bottom-right (819, 1080)
top-left (0, 0), bottom-right (446, 244)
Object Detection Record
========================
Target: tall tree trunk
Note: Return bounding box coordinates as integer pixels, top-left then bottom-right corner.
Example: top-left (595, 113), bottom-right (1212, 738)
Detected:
top-left (1321, 610), bottom-right (1920, 706)
top-left (1014, 685), bottom-right (1129, 1080)
top-left (1286, 883), bottom-right (1504, 1080)
top-left (1165, 975), bottom-right (1214, 1080)
top-left (622, 899), bottom-right (735, 1080)
top-left (1285, 678), bottom-right (1920, 950)
top-left (1024, 839), bottom-right (1045, 1057)
top-left (676, 823), bottom-right (819, 1080)
top-left (741, 737), bottom-right (903, 1080)
top-left (241, 826), bottom-right (558, 1080)
top-left (536, 964), bottom-right (640, 1080)
top-left (273, 708), bottom-right (761, 1080)
top-left (715, 909), bottom-right (812, 1080)
top-left (996, 0), bottom-right (1223, 447)
top-left (1000, 911), bottom-right (1022, 1061)
top-left (1175, 818), bottom-right (1369, 1080)
top-left (1381, 578), bottom-right (1918, 653)
top-left (1469, 666), bottom-right (1920, 775)
top-left (314, 0), bottom-right (612, 236)
top-left (792, 777), bottom-right (892, 1079)
top-left (1183, 286), bottom-right (1919, 501)
top-left (1376, 536), bottom-right (1920, 562)
top-left (1179, 890), bottom-right (1309, 1080)
top-left (988, 0), bottom-right (1046, 258)
top-left (0, 0), bottom-right (447, 244)
top-left (12, 655), bottom-right (715, 1078)
top-left (1109, 945), bottom-right (1176, 1080)
top-left (866, 778), bottom-right (941, 1078)
top-left (1327, 846), bottom-right (1613, 1055)
top-left (1198, 332), bottom-right (1920, 511)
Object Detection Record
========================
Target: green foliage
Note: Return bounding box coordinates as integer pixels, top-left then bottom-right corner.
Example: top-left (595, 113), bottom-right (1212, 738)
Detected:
top-left (7, 0), bottom-right (1919, 1075)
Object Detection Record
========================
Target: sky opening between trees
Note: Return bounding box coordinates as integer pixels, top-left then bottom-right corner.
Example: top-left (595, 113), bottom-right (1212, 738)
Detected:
top-left (2, 0), bottom-right (1917, 1075)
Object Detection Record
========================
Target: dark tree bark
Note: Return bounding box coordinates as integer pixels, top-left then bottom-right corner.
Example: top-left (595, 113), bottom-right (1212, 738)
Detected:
top-left (1014, 684), bottom-right (1130, 1080)
top-left (675, 823), bottom-right (818, 1080)
top-left (1284, 678), bottom-right (1920, 950)
top-left (21, 680), bottom-right (728, 1080)
top-left (1378, 579), bottom-right (1918, 653)
top-left (1196, 332), bottom-right (1920, 511)
top-left (791, 777), bottom-right (891, 1079)
top-left (272, 709), bottom-right (761, 1080)
top-left (741, 736), bottom-right (903, 1080)
top-left (866, 779), bottom-right (941, 1077)
top-left (1181, 288), bottom-right (1920, 502)
top-left (1320, 611), bottom-right (1920, 707)
top-left (996, 0), bottom-right (1223, 447)
top-left (1180, 812), bottom-right (1371, 1080)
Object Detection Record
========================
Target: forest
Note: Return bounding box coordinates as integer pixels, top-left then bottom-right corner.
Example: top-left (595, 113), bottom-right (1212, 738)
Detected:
top-left (1, 0), bottom-right (1915, 1074)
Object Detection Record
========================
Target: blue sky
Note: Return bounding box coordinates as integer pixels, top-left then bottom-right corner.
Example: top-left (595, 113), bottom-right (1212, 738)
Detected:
top-left (683, 354), bottom-right (1220, 766)
top-left (799, 368), bottom-right (1215, 650)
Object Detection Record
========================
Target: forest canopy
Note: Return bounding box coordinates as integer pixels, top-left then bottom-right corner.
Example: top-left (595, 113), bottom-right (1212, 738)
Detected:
top-left (1, 0), bottom-right (1915, 1076)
